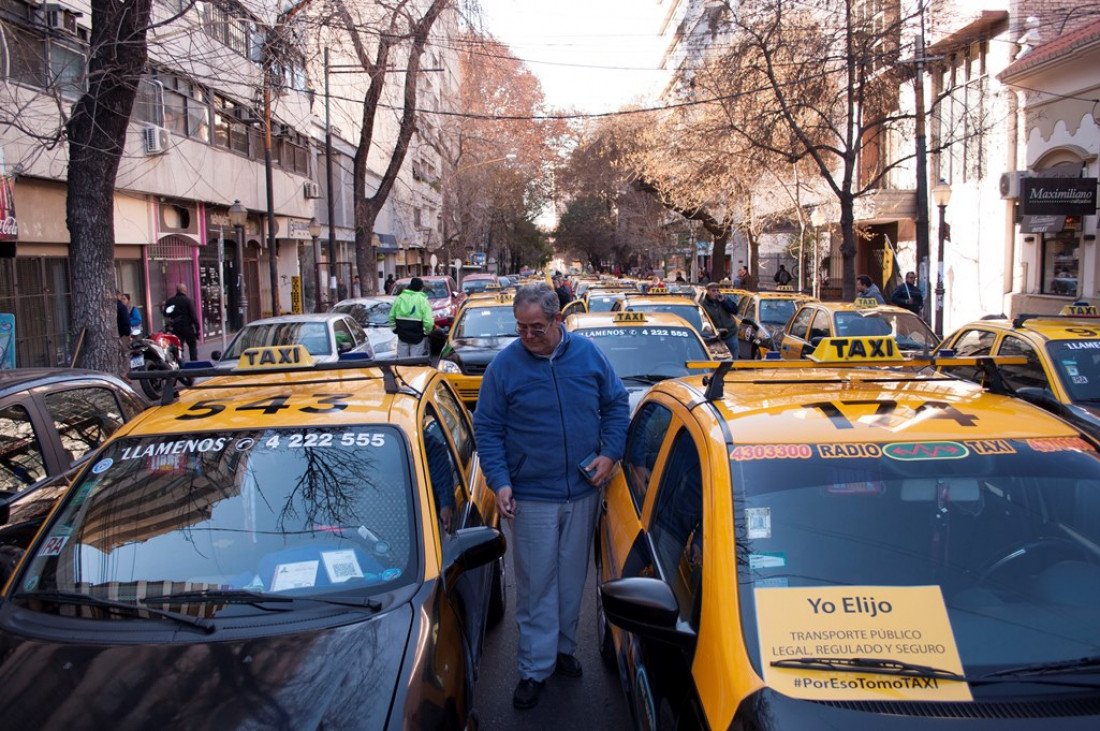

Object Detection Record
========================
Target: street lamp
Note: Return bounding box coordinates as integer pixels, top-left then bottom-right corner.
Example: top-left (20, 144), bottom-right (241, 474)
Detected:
top-left (308, 216), bottom-right (323, 311)
top-left (228, 199), bottom-right (248, 328)
top-left (931, 178), bottom-right (952, 338)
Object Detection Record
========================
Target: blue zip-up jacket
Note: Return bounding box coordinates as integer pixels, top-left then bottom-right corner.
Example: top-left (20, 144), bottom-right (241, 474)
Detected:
top-left (473, 326), bottom-right (629, 502)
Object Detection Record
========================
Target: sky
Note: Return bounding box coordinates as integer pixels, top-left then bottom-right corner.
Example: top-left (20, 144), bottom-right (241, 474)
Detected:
top-left (474, 0), bottom-right (671, 115)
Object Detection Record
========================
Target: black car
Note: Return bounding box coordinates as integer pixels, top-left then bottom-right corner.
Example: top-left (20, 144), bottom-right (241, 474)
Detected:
top-left (0, 369), bottom-right (145, 582)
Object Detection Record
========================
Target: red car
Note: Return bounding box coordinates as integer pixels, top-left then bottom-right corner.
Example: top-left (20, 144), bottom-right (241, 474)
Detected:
top-left (393, 275), bottom-right (466, 327)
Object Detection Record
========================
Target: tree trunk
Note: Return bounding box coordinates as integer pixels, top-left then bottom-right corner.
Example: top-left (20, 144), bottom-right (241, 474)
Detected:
top-left (839, 193), bottom-right (857, 301)
top-left (66, 0), bottom-right (152, 374)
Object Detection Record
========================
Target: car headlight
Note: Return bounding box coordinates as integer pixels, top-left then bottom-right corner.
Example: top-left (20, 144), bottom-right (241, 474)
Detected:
top-left (436, 359), bottom-right (462, 374)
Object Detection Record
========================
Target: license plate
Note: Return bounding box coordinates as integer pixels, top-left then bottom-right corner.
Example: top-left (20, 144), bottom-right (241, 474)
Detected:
top-left (130, 356), bottom-right (145, 368)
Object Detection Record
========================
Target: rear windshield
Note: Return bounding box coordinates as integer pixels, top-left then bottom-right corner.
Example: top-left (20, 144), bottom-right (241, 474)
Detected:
top-left (18, 427), bottom-right (416, 615)
top-left (223, 322), bottom-right (331, 358)
top-left (758, 299), bottom-right (799, 327)
top-left (333, 301), bottom-right (391, 327)
top-left (630, 305), bottom-right (705, 333)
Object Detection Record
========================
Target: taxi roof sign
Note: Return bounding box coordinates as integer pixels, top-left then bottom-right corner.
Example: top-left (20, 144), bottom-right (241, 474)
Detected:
top-left (809, 336), bottom-right (899, 363)
top-left (854, 297), bottom-right (881, 308)
top-left (648, 285), bottom-right (668, 294)
top-left (237, 345), bottom-right (315, 370)
top-left (1060, 303), bottom-right (1099, 316)
top-left (614, 311), bottom-right (648, 323)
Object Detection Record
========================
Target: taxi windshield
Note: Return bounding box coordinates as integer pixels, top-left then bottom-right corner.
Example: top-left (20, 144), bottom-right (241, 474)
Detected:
top-left (573, 325), bottom-right (709, 378)
top-left (732, 440), bottom-right (1100, 677)
top-left (1047, 340), bottom-right (1100, 403)
top-left (223, 322), bottom-right (331, 358)
top-left (20, 427), bottom-right (415, 613)
top-left (758, 299), bottom-right (800, 327)
top-left (453, 307), bottom-right (517, 339)
top-left (629, 305), bottom-right (705, 332)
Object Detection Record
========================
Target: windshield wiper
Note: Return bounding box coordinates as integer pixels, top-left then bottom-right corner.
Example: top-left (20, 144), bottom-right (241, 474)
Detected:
top-left (14, 590), bottom-right (215, 634)
top-left (980, 655), bottom-right (1100, 680)
top-left (771, 656), bottom-right (964, 681)
top-left (144, 589), bottom-right (294, 612)
top-left (147, 589), bottom-right (382, 613)
top-left (622, 374), bottom-right (670, 384)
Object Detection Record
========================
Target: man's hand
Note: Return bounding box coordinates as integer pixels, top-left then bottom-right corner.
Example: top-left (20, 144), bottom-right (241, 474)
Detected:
top-left (586, 455), bottom-right (616, 486)
top-left (495, 486), bottom-right (517, 520)
top-left (439, 506), bottom-right (455, 534)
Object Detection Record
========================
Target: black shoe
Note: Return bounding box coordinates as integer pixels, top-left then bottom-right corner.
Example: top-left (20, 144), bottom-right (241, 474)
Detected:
top-left (555, 653), bottom-right (583, 678)
top-left (513, 678), bottom-right (544, 709)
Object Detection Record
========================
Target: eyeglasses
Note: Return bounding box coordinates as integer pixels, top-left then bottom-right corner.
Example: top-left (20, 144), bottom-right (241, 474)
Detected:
top-left (515, 323), bottom-right (550, 337)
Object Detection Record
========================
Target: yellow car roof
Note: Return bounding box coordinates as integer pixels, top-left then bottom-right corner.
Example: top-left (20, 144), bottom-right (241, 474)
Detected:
top-left (749, 291), bottom-right (816, 302)
top-left (659, 363), bottom-right (1082, 445)
top-left (564, 310), bottom-right (696, 330)
top-left (123, 363), bottom-right (436, 437)
top-left (808, 301), bottom-right (912, 315)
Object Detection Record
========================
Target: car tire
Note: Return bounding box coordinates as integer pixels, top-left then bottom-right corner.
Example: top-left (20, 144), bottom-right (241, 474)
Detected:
top-left (0, 545), bottom-right (25, 587)
top-left (487, 556), bottom-right (506, 628)
top-left (139, 360), bottom-right (171, 400)
top-left (596, 585), bottom-right (617, 671)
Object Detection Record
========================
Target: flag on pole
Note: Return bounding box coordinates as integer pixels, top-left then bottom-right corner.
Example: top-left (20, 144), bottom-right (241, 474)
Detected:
top-left (882, 234), bottom-right (901, 295)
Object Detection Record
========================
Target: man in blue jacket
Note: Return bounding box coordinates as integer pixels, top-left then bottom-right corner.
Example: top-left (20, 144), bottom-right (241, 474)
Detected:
top-left (474, 283), bottom-right (629, 710)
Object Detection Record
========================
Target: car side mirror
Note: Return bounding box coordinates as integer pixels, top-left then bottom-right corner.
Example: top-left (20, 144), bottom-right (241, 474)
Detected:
top-left (1014, 386), bottom-right (1061, 411)
top-left (600, 577), bottom-right (696, 648)
top-left (210, 350), bottom-right (222, 361)
top-left (443, 526), bottom-right (506, 586)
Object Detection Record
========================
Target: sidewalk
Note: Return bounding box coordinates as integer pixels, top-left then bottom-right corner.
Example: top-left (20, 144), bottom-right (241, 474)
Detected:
top-left (196, 334), bottom-right (233, 363)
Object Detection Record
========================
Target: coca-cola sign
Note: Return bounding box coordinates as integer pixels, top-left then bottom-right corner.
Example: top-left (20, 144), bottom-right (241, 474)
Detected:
top-left (0, 176), bottom-right (16, 242)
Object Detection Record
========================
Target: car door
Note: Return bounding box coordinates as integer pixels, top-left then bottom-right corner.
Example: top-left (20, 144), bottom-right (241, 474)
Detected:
top-left (780, 306), bottom-right (815, 359)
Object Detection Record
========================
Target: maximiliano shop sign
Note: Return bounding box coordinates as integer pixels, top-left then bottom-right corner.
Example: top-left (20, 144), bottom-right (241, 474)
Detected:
top-left (1021, 177), bottom-right (1098, 216)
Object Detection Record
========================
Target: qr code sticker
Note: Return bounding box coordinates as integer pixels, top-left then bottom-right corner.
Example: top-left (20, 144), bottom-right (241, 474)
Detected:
top-left (746, 507), bottom-right (772, 539)
top-left (322, 550), bottom-right (365, 583)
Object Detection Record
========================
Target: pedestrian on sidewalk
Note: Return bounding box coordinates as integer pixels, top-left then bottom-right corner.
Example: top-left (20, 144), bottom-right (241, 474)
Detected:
top-left (855, 274), bottom-right (886, 304)
top-left (162, 284), bottom-right (200, 362)
top-left (473, 283), bottom-right (629, 710)
top-left (890, 271), bottom-right (924, 314)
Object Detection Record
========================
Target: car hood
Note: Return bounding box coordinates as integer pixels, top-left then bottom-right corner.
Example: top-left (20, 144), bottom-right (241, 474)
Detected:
top-left (0, 602), bottom-right (413, 730)
top-left (449, 337), bottom-right (515, 361)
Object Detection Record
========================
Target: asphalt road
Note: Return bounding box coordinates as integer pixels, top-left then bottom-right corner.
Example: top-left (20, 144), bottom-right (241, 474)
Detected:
top-left (473, 525), bottom-right (633, 730)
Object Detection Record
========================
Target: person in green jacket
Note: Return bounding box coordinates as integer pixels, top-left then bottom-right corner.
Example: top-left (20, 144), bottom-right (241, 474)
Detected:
top-left (388, 276), bottom-right (434, 356)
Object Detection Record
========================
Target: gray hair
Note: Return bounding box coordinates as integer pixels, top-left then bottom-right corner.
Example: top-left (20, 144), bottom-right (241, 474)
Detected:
top-left (513, 283), bottom-right (560, 320)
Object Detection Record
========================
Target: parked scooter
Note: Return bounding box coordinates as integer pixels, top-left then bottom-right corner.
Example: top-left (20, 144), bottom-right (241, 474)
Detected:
top-left (128, 327), bottom-right (186, 400)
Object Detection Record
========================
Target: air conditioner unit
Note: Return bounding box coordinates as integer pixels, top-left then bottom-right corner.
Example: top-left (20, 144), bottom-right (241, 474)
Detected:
top-left (999, 171), bottom-right (1025, 200)
top-left (303, 181), bottom-right (322, 199)
top-left (143, 125), bottom-right (170, 155)
top-left (44, 4), bottom-right (79, 34)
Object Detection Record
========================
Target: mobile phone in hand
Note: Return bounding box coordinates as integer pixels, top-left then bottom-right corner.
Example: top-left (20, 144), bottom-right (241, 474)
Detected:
top-left (578, 451), bottom-right (599, 481)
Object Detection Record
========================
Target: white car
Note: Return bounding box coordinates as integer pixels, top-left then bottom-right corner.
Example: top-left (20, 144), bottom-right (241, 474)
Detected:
top-left (210, 313), bottom-right (374, 368)
top-left (332, 296), bottom-right (399, 360)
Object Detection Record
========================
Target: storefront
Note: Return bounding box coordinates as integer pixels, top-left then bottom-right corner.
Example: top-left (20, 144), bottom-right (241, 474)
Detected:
top-left (1020, 176), bottom-right (1096, 300)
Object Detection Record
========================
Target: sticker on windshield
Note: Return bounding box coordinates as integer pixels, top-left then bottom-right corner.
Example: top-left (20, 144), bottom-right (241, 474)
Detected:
top-left (882, 442), bottom-right (969, 461)
top-left (321, 550), bottom-right (365, 583)
top-left (746, 507), bottom-right (772, 539)
top-left (38, 535), bottom-right (68, 557)
top-left (234, 437), bottom-right (255, 452)
top-left (91, 458), bottom-right (113, 474)
top-left (120, 437), bottom-right (228, 461)
top-left (755, 585), bottom-right (971, 702)
top-left (1027, 437), bottom-right (1095, 453)
top-left (1074, 375), bottom-right (1089, 384)
top-left (749, 552), bottom-right (787, 569)
top-left (731, 444), bottom-right (812, 461)
top-left (271, 560), bottom-right (319, 591)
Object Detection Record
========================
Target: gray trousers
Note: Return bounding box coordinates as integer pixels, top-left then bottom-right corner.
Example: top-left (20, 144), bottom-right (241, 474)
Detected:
top-left (396, 338), bottom-right (428, 357)
top-left (509, 489), bottom-right (601, 681)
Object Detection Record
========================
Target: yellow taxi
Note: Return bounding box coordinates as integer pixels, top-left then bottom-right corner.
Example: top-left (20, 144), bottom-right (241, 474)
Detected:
top-left (732, 290), bottom-right (816, 359)
top-left (612, 294), bottom-right (731, 360)
top-left (0, 347), bottom-right (504, 729)
top-left (562, 287), bottom-right (636, 317)
top-left (777, 300), bottom-right (937, 359)
top-left (938, 303), bottom-right (1100, 439)
top-left (437, 292), bottom-right (517, 408)
top-left (597, 335), bottom-right (1100, 729)
top-left (565, 310), bottom-right (713, 412)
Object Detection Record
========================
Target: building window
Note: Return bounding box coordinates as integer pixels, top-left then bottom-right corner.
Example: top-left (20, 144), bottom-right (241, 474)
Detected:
top-left (161, 75), bottom-right (210, 142)
top-left (1041, 224), bottom-right (1081, 298)
top-left (1, 19), bottom-right (85, 93)
top-left (935, 40), bottom-right (989, 184)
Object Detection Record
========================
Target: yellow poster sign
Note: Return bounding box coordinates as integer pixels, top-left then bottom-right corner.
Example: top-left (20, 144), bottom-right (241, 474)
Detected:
top-left (290, 276), bottom-right (302, 314)
top-left (754, 585), bottom-right (972, 701)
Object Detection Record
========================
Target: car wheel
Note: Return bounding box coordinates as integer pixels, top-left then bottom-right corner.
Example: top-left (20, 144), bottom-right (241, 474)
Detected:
top-left (139, 360), bottom-right (171, 400)
top-left (487, 556), bottom-right (505, 628)
top-left (0, 545), bottom-right (25, 587)
top-left (596, 585), bottom-right (617, 671)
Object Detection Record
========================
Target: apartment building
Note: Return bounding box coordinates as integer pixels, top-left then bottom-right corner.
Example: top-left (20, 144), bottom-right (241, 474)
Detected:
top-left (0, 0), bottom-right (459, 367)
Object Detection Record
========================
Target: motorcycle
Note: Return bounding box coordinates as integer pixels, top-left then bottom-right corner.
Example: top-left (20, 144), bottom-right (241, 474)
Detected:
top-left (128, 327), bottom-right (187, 400)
